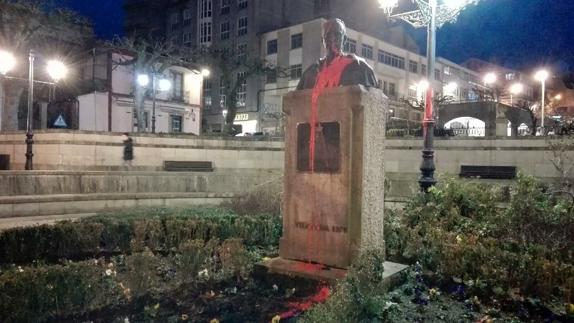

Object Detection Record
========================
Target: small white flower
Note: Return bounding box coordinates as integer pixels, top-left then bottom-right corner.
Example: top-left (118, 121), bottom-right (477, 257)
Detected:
top-left (272, 284), bottom-right (279, 291)
top-left (124, 318), bottom-right (130, 323)
top-left (198, 269), bottom-right (209, 278)
top-left (17, 266), bottom-right (24, 273)
top-left (105, 269), bottom-right (113, 276)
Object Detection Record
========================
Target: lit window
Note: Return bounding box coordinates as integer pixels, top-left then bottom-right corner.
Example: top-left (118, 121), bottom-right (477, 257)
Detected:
top-left (237, 16), bottom-right (248, 36)
top-left (291, 33), bottom-right (303, 49)
top-left (361, 44), bottom-right (373, 60)
top-left (220, 21), bottom-right (230, 40)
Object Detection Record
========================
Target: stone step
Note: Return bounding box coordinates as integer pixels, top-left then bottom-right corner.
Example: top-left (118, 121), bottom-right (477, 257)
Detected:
top-left (0, 192), bottom-right (236, 218)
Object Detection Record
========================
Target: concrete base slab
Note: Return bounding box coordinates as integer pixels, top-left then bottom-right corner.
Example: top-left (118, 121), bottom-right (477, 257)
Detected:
top-left (258, 257), bottom-right (409, 287)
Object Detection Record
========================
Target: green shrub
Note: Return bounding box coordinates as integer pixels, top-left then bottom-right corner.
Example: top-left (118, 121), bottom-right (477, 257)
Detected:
top-left (0, 208), bottom-right (281, 266)
top-left (385, 175), bottom-right (574, 301)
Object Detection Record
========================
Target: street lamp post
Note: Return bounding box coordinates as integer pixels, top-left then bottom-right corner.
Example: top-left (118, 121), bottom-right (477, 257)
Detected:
top-left (379, 0), bottom-right (479, 192)
top-left (137, 73), bottom-right (171, 133)
top-left (509, 83), bottom-right (523, 107)
top-left (0, 49), bottom-right (67, 170)
top-left (534, 69), bottom-right (549, 134)
top-left (25, 50), bottom-right (35, 170)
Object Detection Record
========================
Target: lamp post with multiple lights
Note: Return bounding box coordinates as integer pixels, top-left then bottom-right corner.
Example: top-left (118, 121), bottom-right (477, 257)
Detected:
top-left (0, 49), bottom-right (68, 170)
top-left (378, 0), bottom-right (479, 191)
top-left (137, 73), bottom-right (172, 133)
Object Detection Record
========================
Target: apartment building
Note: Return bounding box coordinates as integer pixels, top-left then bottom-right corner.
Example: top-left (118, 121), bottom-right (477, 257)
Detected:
top-left (124, 0), bottom-right (421, 134)
top-left (259, 18), bottom-right (483, 134)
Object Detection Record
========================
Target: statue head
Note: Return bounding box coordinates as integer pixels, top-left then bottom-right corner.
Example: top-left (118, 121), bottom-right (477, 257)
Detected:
top-left (323, 19), bottom-right (347, 57)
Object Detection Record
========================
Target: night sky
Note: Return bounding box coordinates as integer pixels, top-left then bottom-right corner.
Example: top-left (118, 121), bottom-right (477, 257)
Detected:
top-left (61, 0), bottom-right (573, 71)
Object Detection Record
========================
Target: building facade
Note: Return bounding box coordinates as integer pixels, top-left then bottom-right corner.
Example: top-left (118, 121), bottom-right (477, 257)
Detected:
top-left (76, 49), bottom-right (203, 134)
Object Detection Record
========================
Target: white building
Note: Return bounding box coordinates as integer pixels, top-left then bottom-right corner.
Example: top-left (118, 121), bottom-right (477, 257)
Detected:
top-left (77, 49), bottom-right (204, 134)
top-left (258, 18), bottom-right (484, 134)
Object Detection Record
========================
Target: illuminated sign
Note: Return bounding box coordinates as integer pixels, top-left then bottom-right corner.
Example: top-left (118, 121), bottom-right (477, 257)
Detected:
top-left (235, 113), bottom-right (249, 121)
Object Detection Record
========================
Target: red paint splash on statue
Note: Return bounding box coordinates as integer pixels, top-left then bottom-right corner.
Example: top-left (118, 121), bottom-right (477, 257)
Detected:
top-left (306, 54), bottom-right (354, 264)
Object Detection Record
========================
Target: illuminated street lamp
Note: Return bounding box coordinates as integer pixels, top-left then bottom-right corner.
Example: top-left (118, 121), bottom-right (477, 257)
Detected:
top-left (137, 73), bottom-right (171, 133)
top-left (0, 50), bottom-right (16, 75)
top-left (509, 82), bottom-right (523, 106)
top-left (534, 69), bottom-right (549, 133)
top-left (554, 94), bottom-right (562, 101)
top-left (483, 72), bottom-right (497, 86)
top-left (379, 0), bottom-right (479, 192)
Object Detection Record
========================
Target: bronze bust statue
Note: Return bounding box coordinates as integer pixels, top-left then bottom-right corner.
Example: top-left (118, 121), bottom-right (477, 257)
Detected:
top-left (296, 19), bottom-right (378, 90)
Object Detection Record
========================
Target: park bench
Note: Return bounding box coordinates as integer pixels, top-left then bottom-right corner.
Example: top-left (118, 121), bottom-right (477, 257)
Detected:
top-left (163, 161), bottom-right (214, 172)
top-left (459, 165), bottom-right (517, 180)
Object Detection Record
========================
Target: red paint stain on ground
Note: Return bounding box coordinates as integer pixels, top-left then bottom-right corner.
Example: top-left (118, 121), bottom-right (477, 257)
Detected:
top-left (278, 286), bottom-right (331, 320)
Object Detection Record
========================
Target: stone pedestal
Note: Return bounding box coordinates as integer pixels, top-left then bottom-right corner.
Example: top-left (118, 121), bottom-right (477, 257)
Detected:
top-left (279, 85), bottom-right (387, 268)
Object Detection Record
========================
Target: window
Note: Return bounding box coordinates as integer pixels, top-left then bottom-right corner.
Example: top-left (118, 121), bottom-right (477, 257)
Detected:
top-left (505, 73), bottom-right (515, 80)
top-left (238, 0), bottom-right (248, 10)
top-left (291, 33), bottom-right (303, 49)
top-left (434, 69), bottom-right (441, 81)
top-left (266, 69), bottom-right (277, 83)
top-left (200, 22), bottom-right (212, 44)
top-left (183, 8), bottom-right (192, 25)
top-left (236, 72), bottom-right (246, 107)
top-left (170, 115), bottom-right (183, 133)
top-left (267, 39), bottom-right (278, 55)
top-left (143, 111), bottom-right (150, 129)
top-left (183, 32), bottom-right (193, 46)
top-left (378, 50), bottom-right (405, 70)
top-left (290, 64), bottom-right (302, 80)
top-left (172, 71), bottom-right (184, 99)
top-left (409, 60), bottom-right (418, 74)
top-left (389, 82), bottom-right (396, 97)
top-left (236, 43), bottom-right (247, 61)
top-left (344, 38), bottom-right (356, 53)
top-left (237, 16), bottom-right (248, 36)
top-left (421, 64), bottom-right (427, 76)
top-left (219, 78), bottom-right (227, 107)
top-left (200, 0), bottom-right (212, 19)
top-left (220, 21), bottom-right (230, 40)
top-left (361, 44), bottom-right (373, 60)
top-left (170, 34), bottom-right (180, 46)
top-left (220, 0), bottom-right (230, 14)
top-left (203, 79), bottom-right (212, 109)
top-left (170, 13), bottom-right (180, 31)
top-left (443, 66), bottom-right (451, 75)
top-left (408, 87), bottom-right (417, 98)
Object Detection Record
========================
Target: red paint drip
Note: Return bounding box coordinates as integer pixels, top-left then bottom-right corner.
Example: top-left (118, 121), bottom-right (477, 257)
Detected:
top-left (277, 286), bottom-right (331, 320)
top-left (306, 55), bottom-right (354, 264)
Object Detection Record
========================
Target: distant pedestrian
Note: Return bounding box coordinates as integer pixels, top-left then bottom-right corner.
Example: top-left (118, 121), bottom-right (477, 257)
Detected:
top-left (122, 133), bottom-right (134, 169)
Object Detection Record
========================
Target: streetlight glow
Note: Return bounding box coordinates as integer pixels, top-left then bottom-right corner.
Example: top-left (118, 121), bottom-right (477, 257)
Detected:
top-left (0, 50), bottom-right (16, 75)
top-left (137, 74), bottom-right (150, 87)
top-left (201, 68), bottom-right (211, 77)
top-left (534, 69), bottom-right (549, 82)
top-left (46, 60), bottom-right (67, 82)
top-left (483, 72), bottom-right (497, 85)
top-left (378, 0), bottom-right (398, 13)
top-left (158, 78), bottom-right (172, 92)
top-left (417, 79), bottom-right (430, 91)
top-left (554, 94), bottom-right (562, 100)
top-left (509, 83), bottom-right (523, 95)
top-left (444, 0), bottom-right (467, 9)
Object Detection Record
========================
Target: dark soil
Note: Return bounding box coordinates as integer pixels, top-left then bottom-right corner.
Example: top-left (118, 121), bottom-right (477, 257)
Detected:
top-left (54, 272), bottom-right (323, 323)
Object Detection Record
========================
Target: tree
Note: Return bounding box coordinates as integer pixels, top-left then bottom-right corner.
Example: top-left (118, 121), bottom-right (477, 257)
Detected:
top-left (195, 46), bottom-right (285, 135)
top-left (0, 0), bottom-right (92, 130)
top-left (108, 37), bottom-right (181, 132)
